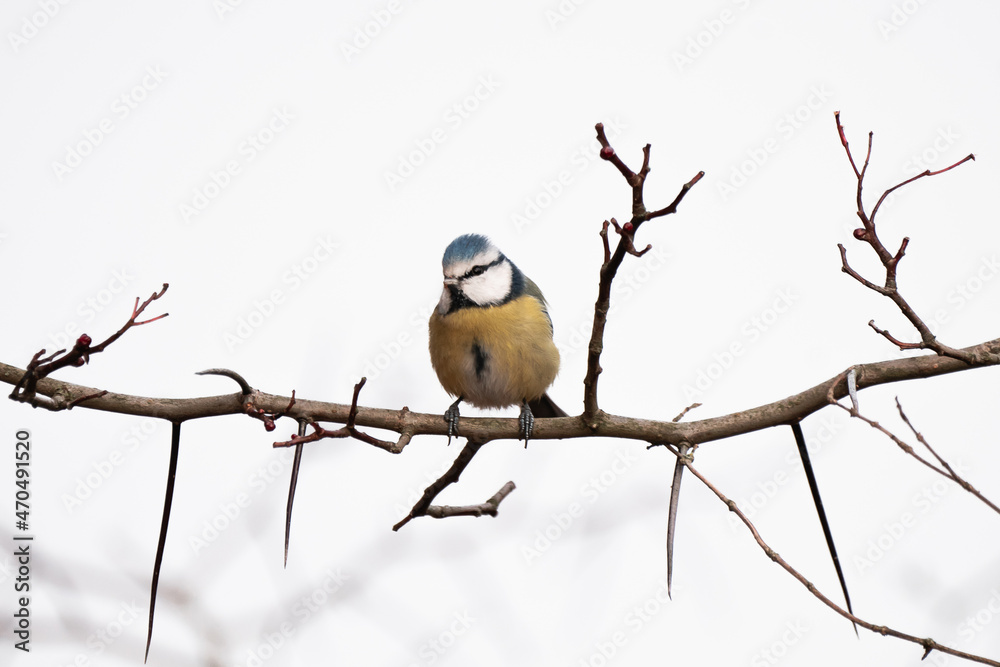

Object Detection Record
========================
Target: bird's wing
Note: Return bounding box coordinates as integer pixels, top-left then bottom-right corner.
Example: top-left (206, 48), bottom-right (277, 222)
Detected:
top-left (522, 276), bottom-right (553, 333)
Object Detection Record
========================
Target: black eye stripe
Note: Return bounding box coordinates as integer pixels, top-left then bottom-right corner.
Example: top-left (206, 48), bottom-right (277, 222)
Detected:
top-left (461, 255), bottom-right (504, 280)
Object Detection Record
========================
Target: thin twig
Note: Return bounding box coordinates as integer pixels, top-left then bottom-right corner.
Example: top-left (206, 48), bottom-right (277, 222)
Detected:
top-left (392, 437), bottom-right (511, 531)
top-left (9, 284), bottom-right (169, 409)
top-left (870, 154), bottom-right (976, 222)
top-left (672, 403), bottom-right (702, 423)
top-left (66, 389), bottom-right (108, 409)
top-left (834, 113), bottom-right (983, 366)
top-left (423, 481), bottom-right (516, 519)
top-left (584, 122), bottom-right (703, 419)
top-left (273, 379), bottom-right (398, 451)
top-left (672, 444), bottom-right (1000, 667)
top-left (827, 396), bottom-right (1000, 518)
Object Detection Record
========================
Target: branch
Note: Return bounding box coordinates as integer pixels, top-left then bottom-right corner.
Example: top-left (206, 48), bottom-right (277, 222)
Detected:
top-left (827, 396), bottom-right (1000, 517)
top-left (9, 284), bottom-right (169, 410)
top-left (4, 336), bottom-right (999, 448)
top-left (392, 438), bottom-right (515, 531)
top-left (273, 378), bottom-right (401, 452)
top-left (870, 153), bottom-right (976, 222)
top-left (834, 113), bottom-right (985, 365)
top-left (5, 120), bottom-right (998, 667)
top-left (196, 368), bottom-right (295, 432)
top-left (423, 481), bottom-right (516, 520)
top-left (673, 445), bottom-right (1000, 667)
top-left (584, 122), bottom-right (703, 419)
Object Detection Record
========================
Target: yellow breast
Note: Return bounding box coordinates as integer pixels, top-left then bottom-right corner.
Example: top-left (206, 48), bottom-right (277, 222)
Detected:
top-left (428, 295), bottom-right (560, 409)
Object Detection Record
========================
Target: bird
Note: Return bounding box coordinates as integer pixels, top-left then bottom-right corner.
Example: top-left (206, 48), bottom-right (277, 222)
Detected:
top-left (428, 233), bottom-right (567, 443)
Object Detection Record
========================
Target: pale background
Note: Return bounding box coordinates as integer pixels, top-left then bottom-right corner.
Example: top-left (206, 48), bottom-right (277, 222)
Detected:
top-left (2, 1), bottom-right (999, 665)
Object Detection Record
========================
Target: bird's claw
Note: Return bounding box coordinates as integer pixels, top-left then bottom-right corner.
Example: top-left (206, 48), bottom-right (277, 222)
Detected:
top-left (444, 397), bottom-right (462, 445)
top-left (519, 400), bottom-right (535, 446)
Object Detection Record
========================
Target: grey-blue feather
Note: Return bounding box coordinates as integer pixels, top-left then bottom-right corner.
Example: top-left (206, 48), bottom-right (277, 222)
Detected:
top-left (442, 233), bottom-right (495, 266)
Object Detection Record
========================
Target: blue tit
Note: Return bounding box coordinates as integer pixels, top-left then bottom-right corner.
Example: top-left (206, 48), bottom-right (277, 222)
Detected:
top-left (429, 233), bottom-right (567, 443)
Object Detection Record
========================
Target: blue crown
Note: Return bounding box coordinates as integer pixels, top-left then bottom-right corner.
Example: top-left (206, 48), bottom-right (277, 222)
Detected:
top-left (442, 234), bottom-right (495, 266)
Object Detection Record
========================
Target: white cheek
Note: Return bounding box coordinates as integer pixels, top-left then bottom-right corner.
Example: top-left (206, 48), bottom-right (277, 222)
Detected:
top-left (463, 262), bottom-right (512, 305)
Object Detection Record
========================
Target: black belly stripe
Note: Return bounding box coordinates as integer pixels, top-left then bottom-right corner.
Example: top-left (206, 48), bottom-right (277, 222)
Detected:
top-left (472, 341), bottom-right (488, 379)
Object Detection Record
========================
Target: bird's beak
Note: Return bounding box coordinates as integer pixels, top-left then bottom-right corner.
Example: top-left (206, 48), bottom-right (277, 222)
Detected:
top-left (443, 277), bottom-right (458, 286)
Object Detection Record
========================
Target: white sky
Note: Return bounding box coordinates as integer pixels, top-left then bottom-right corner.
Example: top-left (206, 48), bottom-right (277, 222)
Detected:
top-left (2, 1), bottom-right (1000, 665)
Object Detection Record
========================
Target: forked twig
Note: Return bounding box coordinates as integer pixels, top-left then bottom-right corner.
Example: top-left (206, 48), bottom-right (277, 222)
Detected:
top-left (423, 481), bottom-right (516, 520)
top-left (272, 378), bottom-right (398, 452)
top-left (828, 396), bottom-right (1000, 517)
top-left (10, 284), bottom-right (169, 410)
top-left (670, 443), bottom-right (1000, 667)
top-left (584, 123), bottom-right (703, 418)
top-left (393, 437), bottom-right (514, 531)
top-left (834, 113), bottom-right (984, 365)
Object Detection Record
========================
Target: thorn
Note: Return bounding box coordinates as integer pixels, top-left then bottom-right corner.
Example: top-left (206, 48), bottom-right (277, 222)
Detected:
top-left (284, 420), bottom-right (308, 568)
top-left (145, 421), bottom-right (182, 662)
top-left (846, 368), bottom-right (859, 413)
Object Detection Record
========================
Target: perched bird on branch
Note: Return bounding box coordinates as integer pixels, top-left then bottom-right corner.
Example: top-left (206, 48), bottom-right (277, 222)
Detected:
top-left (429, 234), bottom-right (566, 443)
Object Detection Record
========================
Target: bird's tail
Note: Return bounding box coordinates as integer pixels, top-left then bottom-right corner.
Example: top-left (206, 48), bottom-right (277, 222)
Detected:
top-left (528, 393), bottom-right (568, 418)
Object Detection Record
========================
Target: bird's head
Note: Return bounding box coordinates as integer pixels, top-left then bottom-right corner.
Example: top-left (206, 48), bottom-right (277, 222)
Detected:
top-left (436, 234), bottom-right (524, 314)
